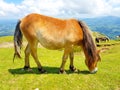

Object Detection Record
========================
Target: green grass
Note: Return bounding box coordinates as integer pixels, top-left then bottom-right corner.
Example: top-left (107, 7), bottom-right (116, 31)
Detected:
top-left (0, 36), bottom-right (13, 43)
top-left (96, 40), bottom-right (120, 46)
top-left (0, 37), bottom-right (120, 90)
top-left (0, 36), bottom-right (27, 44)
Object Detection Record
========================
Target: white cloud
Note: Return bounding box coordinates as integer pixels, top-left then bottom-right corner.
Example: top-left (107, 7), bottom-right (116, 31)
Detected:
top-left (0, 0), bottom-right (20, 17)
top-left (20, 0), bottom-right (64, 16)
top-left (0, 0), bottom-right (120, 19)
top-left (107, 0), bottom-right (120, 16)
top-left (108, 0), bottom-right (120, 7)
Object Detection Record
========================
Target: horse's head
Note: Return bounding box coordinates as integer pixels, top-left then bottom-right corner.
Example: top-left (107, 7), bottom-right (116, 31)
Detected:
top-left (85, 50), bottom-right (101, 74)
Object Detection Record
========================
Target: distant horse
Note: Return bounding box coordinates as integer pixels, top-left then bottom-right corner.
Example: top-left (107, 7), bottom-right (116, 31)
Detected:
top-left (95, 37), bottom-right (109, 43)
top-left (13, 13), bottom-right (101, 74)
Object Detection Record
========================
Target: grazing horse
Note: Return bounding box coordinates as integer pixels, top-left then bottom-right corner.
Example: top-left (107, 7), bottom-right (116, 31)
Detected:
top-left (13, 13), bottom-right (101, 74)
top-left (95, 37), bottom-right (109, 43)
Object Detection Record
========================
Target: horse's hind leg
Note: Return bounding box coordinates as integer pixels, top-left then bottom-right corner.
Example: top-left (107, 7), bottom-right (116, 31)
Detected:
top-left (29, 40), bottom-right (46, 73)
top-left (24, 43), bottom-right (33, 72)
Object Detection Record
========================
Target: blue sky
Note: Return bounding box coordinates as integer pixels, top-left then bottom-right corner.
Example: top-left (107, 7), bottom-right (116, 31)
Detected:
top-left (0, 0), bottom-right (120, 19)
top-left (4, 0), bottom-right (22, 4)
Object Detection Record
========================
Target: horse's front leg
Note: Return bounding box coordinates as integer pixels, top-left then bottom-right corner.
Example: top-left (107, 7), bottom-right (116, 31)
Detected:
top-left (59, 53), bottom-right (68, 74)
top-left (69, 52), bottom-right (79, 73)
top-left (59, 47), bottom-right (71, 74)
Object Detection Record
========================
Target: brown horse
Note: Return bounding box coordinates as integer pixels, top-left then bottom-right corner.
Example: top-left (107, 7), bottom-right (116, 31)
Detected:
top-left (13, 13), bottom-right (101, 74)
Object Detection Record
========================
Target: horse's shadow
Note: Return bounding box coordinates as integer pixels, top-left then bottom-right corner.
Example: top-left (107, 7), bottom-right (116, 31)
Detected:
top-left (8, 66), bottom-right (90, 75)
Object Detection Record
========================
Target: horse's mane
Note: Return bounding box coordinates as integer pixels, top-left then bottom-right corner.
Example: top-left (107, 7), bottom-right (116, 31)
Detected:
top-left (78, 20), bottom-right (97, 67)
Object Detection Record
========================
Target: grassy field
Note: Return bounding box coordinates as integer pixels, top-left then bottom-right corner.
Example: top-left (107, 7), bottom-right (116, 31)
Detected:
top-left (0, 36), bottom-right (13, 43)
top-left (0, 36), bottom-right (120, 90)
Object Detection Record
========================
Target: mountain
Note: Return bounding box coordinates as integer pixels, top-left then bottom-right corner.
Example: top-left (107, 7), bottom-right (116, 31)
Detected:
top-left (0, 19), bottom-right (17, 36)
top-left (82, 16), bottom-right (120, 39)
top-left (0, 16), bottom-right (120, 39)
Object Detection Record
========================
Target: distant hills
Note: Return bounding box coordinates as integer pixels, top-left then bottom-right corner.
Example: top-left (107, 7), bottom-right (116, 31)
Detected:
top-left (82, 16), bottom-right (120, 39)
top-left (0, 16), bottom-right (120, 39)
top-left (0, 19), bottom-right (17, 36)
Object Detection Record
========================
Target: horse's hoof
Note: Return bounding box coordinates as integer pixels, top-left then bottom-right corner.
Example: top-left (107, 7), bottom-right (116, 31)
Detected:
top-left (23, 66), bottom-right (33, 72)
top-left (38, 68), bottom-right (47, 74)
top-left (59, 69), bottom-right (66, 74)
top-left (24, 66), bottom-right (30, 70)
top-left (69, 66), bottom-right (80, 73)
top-left (73, 69), bottom-right (80, 73)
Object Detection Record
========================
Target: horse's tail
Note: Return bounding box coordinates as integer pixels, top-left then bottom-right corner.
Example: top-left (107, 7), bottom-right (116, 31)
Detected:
top-left (13, 20), bottom-right (23, 62)
top-left (78, 21), bottom-right (97, 65)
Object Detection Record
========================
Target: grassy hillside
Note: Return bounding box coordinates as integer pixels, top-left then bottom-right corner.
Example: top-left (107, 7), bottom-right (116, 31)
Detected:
top-left (0, 36), bottom-right (120, 90)
top-left (0, 36), bottom-right (13, 43)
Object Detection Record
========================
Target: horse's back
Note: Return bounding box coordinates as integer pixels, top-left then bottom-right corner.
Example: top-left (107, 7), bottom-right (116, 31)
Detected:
top-left (21, 13), bottom-right (66, 30)
top-left (20, 13), bottom-right (66, 36)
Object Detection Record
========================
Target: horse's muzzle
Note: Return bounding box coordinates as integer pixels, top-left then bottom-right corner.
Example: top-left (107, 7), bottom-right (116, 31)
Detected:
top-left (90, 67), bottom-right (98, 74)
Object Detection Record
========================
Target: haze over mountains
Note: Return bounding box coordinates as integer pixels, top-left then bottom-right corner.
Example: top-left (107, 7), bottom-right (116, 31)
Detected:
top-left (0, 16), bottom-right (120, 39)
top-left (83, 16), bottom-right (120, 39)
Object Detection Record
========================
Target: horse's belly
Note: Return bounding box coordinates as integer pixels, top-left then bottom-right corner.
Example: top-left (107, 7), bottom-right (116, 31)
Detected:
top-left (36, 32), bottom-right (65, 49)
top-left (39, 39), bottom-right (64, 50)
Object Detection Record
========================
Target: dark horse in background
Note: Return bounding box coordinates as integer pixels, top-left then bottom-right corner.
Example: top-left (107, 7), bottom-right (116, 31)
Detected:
top-left (95, 37), bottom-right (109, 43)
top-left (13, 13), bottom-right (101, 74)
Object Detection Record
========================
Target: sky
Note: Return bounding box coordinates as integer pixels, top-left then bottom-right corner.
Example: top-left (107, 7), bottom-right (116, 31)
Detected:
top-left (0, 0), bottom-right (120, 20)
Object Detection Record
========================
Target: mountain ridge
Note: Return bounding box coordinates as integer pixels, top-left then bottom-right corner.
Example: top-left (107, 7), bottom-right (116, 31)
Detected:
top-left (82, 16), bottom-right (120, 38)
top-left (0, 16), bottom-right (120, 39)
